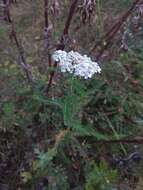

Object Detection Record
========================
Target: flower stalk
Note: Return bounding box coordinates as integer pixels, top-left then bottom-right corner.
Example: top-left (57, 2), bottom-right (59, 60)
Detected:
top-left (46, 0), bottom-right (79, 94)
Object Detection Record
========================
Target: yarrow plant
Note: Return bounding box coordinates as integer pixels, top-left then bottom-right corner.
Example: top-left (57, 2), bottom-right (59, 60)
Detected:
top-left (52, 50), bottom-right (101, 79)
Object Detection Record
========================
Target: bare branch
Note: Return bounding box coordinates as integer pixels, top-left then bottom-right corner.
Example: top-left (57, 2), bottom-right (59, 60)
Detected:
top-left (89, 0), bottom-right (141, 61)
top-left (46, 0), bottom-right (79, 94)
top-left (3, 0), bottom-right (33, 83)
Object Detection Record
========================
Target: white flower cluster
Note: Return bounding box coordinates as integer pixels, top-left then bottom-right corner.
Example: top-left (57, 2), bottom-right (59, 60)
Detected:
top-left (52, 50), bottom-right (101, 79)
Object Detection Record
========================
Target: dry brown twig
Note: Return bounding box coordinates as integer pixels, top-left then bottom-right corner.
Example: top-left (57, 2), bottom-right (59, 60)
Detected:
top-left (45, 0), bottom-right (79, 94)
top-left (89, 0), bottom-right (142, 61)
top-left (2, 0), bottom-right (33, 83)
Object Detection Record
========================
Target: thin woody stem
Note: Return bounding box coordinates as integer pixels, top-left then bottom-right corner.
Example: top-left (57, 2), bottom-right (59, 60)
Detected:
top-left (59, 0), bottom-right (79, 50)
top-left (44, 0), bottom-right (52, 67)
top-left (44, 0), bottom-right (49, 28)
top-left (45, 0), bottom-right (79, 94)
top-left (3, 0), bottom-right (33, 83)
top-left (89, 0), bottom-right (141, 60)
top-left (90, 138), bottom-right (143, 144)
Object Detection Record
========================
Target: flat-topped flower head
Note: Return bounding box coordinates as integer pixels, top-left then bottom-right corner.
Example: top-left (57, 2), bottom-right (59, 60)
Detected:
top-left (52, 50), bottom-right (101, 79)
